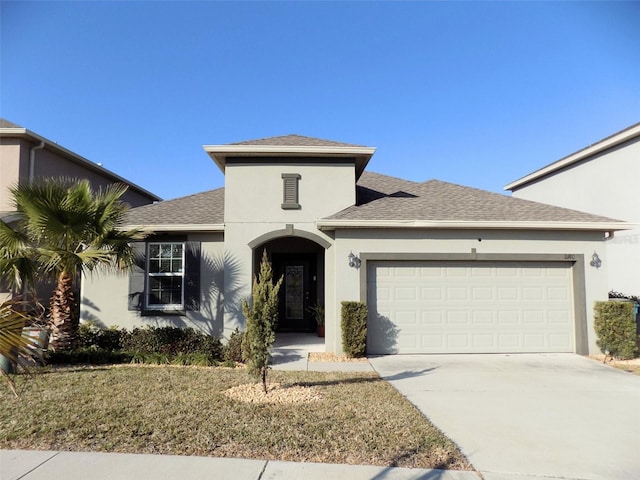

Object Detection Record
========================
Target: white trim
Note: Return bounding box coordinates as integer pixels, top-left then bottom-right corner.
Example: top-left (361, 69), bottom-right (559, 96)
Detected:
top-left (203, 144), bottom-right (376, 173)
top-left (316, 219), bottom-right (633, 231)
top-left (505, 123), bottom-right (640, 191)
top-left (203, 144), bottom-right (376, 156)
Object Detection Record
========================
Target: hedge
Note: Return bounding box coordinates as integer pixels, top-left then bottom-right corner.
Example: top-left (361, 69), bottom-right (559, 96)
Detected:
top-left (594, 301), bottom-right (638, 360)
top-left (341, 301), bottom-right (368, 357)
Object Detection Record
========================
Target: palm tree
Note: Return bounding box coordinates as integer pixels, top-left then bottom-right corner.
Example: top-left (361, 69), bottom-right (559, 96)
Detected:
top-left (0, 178), bottom-right (145, 350)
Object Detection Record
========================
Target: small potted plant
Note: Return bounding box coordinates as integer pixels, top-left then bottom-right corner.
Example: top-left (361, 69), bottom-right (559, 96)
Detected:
top-left (307, 304), bottom-right (325, 337)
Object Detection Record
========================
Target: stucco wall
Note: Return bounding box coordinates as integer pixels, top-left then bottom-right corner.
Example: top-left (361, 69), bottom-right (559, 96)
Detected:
top-left (511, 137), bottom-right (640, 295)
top-left (0, 139), bottom-right (29, 211)
top-left (224, 163), bottom-right (356, 223)
top-left (329, 228), bottom-right (609, 355)
top-left (80, 233), bottom-right (226, 336)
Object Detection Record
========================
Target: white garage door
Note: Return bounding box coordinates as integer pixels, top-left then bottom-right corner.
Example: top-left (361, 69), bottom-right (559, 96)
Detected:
top-left (367, 261), bottom-right (574, 354)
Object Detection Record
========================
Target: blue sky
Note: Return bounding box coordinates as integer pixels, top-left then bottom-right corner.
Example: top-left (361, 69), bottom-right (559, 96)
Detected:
top-left (2, 1), bottom-right (639, 201)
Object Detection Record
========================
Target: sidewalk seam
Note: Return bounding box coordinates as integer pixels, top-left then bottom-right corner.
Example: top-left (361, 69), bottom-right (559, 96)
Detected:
top-left (15, 450), bottom-right (61, 479)
top-left (256, 460), bottom-right (268, 479)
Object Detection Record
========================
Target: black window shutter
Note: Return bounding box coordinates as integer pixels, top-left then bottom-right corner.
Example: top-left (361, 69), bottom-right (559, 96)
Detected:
top-left (128, 242), bottom-right (146, 311)
top-left (185, 241), bottom-right (201, 311)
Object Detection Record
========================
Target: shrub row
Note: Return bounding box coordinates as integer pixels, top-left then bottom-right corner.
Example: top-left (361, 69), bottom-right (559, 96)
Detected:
top-left (56, 324), bottom-right (238, 366)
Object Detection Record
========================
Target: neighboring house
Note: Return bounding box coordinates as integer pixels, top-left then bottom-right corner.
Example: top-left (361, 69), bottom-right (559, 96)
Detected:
top-left (0, 118), bottom-right (160, 214)
top-left (1, 118), bottom-right (161, 302)
top-left (81, 134), bottom-right (629, 355)
top-left (505, 123), bottom-right (640, 298)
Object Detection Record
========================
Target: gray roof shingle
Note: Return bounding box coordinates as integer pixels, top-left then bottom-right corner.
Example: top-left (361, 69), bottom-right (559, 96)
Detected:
top-left (123, 172), bottom-right (621, 230)
top-left (124, 188), bottom-right (224, 225)
top-left (326, 172), bottom-right (620, 223)
top-left (230, 134), bottom-right (364, 148)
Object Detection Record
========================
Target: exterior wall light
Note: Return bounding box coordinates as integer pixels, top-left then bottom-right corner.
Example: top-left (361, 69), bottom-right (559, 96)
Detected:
top-left (590, 252), bottom-right (602, 268)
top-left (348, 252), bottom-right (361, 269)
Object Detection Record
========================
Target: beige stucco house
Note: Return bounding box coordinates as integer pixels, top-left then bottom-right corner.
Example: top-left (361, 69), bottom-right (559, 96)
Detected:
top-left (81, 134), bottom-right (630, 355)
top-left (505, 123), bottom-right (640, 298)
top-left (1, 118), bottom-right (161, 301)
top-left (0, 118), bottom-right (160, 215)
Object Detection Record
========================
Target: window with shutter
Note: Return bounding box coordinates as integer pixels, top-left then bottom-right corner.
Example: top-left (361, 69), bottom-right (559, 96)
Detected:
top-left (281, 173), bottom-right (301, 209)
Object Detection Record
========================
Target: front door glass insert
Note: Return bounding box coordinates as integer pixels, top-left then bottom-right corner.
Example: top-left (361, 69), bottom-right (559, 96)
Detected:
top-left (285, 265), bottom-right (304, 320)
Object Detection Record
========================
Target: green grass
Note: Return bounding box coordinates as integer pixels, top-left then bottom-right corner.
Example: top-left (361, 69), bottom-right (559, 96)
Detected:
top-left (0, 366), bottom-right (471, 470)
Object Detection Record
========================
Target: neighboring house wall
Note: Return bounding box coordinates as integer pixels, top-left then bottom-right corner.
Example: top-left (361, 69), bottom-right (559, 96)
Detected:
top-left (0, 138), bottom-right (30, 211)
top-left (508, 132), bottom-right (640, 296)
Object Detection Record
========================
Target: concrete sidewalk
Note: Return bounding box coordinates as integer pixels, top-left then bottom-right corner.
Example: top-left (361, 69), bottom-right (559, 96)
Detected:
top-left (1, 450), bottom-right (480, 480)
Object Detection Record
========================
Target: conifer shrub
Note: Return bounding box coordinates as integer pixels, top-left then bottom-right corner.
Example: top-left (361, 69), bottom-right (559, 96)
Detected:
top-left (341, 301), bottom-right (368, 357)
top-left (241, 250), bottom-right (283, 393)
top-left (594, 301), bottom-right (638, 360)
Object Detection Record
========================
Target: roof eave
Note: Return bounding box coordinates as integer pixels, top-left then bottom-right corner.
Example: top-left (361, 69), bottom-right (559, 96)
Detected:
top-left (0, 127), bottom-right (162, 202)
top-left (203, 144), bottom-right (376, 178)
top-left (316, 219), bottom-right (632, 232)
top-left (123, 224), bottom-right (225, 233)
top-left (505, 123), bottom-right (640, 191)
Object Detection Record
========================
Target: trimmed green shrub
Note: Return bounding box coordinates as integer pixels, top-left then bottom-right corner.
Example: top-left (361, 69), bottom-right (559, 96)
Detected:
top-left (341, 301), bottom-right (368, 357)
top-left (223, 328), bottom-right (245, 363)
top-left (77, 322), bottom-right (123, 351)
top-left (594, 301), bottom-right (638, 360)
top-left (120, 326), bottom-right (222, 359)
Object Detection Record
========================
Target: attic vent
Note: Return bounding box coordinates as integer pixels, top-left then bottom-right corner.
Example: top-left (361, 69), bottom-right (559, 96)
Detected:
top-left (281, 173), bottom-right (301, 210)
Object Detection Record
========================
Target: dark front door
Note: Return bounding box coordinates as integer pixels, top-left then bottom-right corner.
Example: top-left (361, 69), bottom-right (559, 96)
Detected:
top-left (272, 254), bottom-right (317, 332)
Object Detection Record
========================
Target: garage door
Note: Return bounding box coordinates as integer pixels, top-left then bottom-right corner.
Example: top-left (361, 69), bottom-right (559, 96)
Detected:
top-left (367, 261), bottom-right (574, 354)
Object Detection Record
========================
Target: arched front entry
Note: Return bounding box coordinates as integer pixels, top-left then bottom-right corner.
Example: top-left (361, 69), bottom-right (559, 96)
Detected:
top-left (253, 236), bottom-right (325, 332)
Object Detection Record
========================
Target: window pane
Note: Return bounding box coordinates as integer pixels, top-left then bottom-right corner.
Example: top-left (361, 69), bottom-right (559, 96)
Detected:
top-left (149, 276), bottom-right (182, 306)
top-left (172, 244), bottom-right (183, 257)
top-left (149, 244), bottom-right (160, 258)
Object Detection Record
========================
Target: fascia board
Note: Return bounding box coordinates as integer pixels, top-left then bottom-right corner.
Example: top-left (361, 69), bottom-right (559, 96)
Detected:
top-left (316, 219), bottom-right (633, 231)
top-left (203, 144), bottom-right (376, 173)
top-left (1, 128), bottom-right (162, 201)
top-left (505, 124), bottom-right (640, 191)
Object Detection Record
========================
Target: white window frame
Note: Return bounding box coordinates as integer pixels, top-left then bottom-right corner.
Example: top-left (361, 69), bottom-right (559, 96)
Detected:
top-left (145, 242), bottom-right (185, 310)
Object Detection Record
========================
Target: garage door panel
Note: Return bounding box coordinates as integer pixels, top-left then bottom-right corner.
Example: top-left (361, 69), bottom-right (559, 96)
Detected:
top-left (367, 261), bottom-right (574, 354)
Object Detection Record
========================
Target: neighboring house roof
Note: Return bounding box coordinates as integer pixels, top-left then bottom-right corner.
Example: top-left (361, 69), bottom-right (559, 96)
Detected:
top-left (0, 118), bottom-right (161, 202)
top-left (203, 134), bottom-right (376, 179)
top-left (317, 172), bottom-right (628, 231)
top-left (124, 187), bottom-right (224, 232)
top-left (505, 122), bottom-right (640, 192)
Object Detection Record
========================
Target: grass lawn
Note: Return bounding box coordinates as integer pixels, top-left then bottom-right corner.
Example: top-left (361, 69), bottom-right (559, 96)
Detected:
top-left (0, 365), bottom-right (471, 470)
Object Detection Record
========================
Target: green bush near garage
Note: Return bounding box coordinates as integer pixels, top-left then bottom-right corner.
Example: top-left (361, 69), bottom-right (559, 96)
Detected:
top-left (594, 301), bottom-right (638, 360)
top-left (341, 301), bottom-right (368, 357)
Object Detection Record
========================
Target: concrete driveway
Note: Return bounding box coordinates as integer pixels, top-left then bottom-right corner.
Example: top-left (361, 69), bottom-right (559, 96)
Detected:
top-left (369, 354), bottom-right (640, 480)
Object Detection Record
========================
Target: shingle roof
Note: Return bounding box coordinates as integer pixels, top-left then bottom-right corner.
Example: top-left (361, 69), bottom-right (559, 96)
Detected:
top-left (325, 172), bottom-right (620, 223)
top-left (0, 118), bottom-right (23, 128)
top-left (230, 134), bottom-right (364, 148)
top-left (122, 172), bottom-right (621, 230)
top-left (124, 188), bottom-right (224, 226)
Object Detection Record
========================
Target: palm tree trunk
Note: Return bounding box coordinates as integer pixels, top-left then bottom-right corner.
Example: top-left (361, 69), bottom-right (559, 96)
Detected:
top-left (48, 271), bottom-right (78, 351)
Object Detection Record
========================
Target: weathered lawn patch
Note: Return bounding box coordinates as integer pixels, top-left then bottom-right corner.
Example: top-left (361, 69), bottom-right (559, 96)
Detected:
top-left (0, 366), bottom-right (471, 470)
